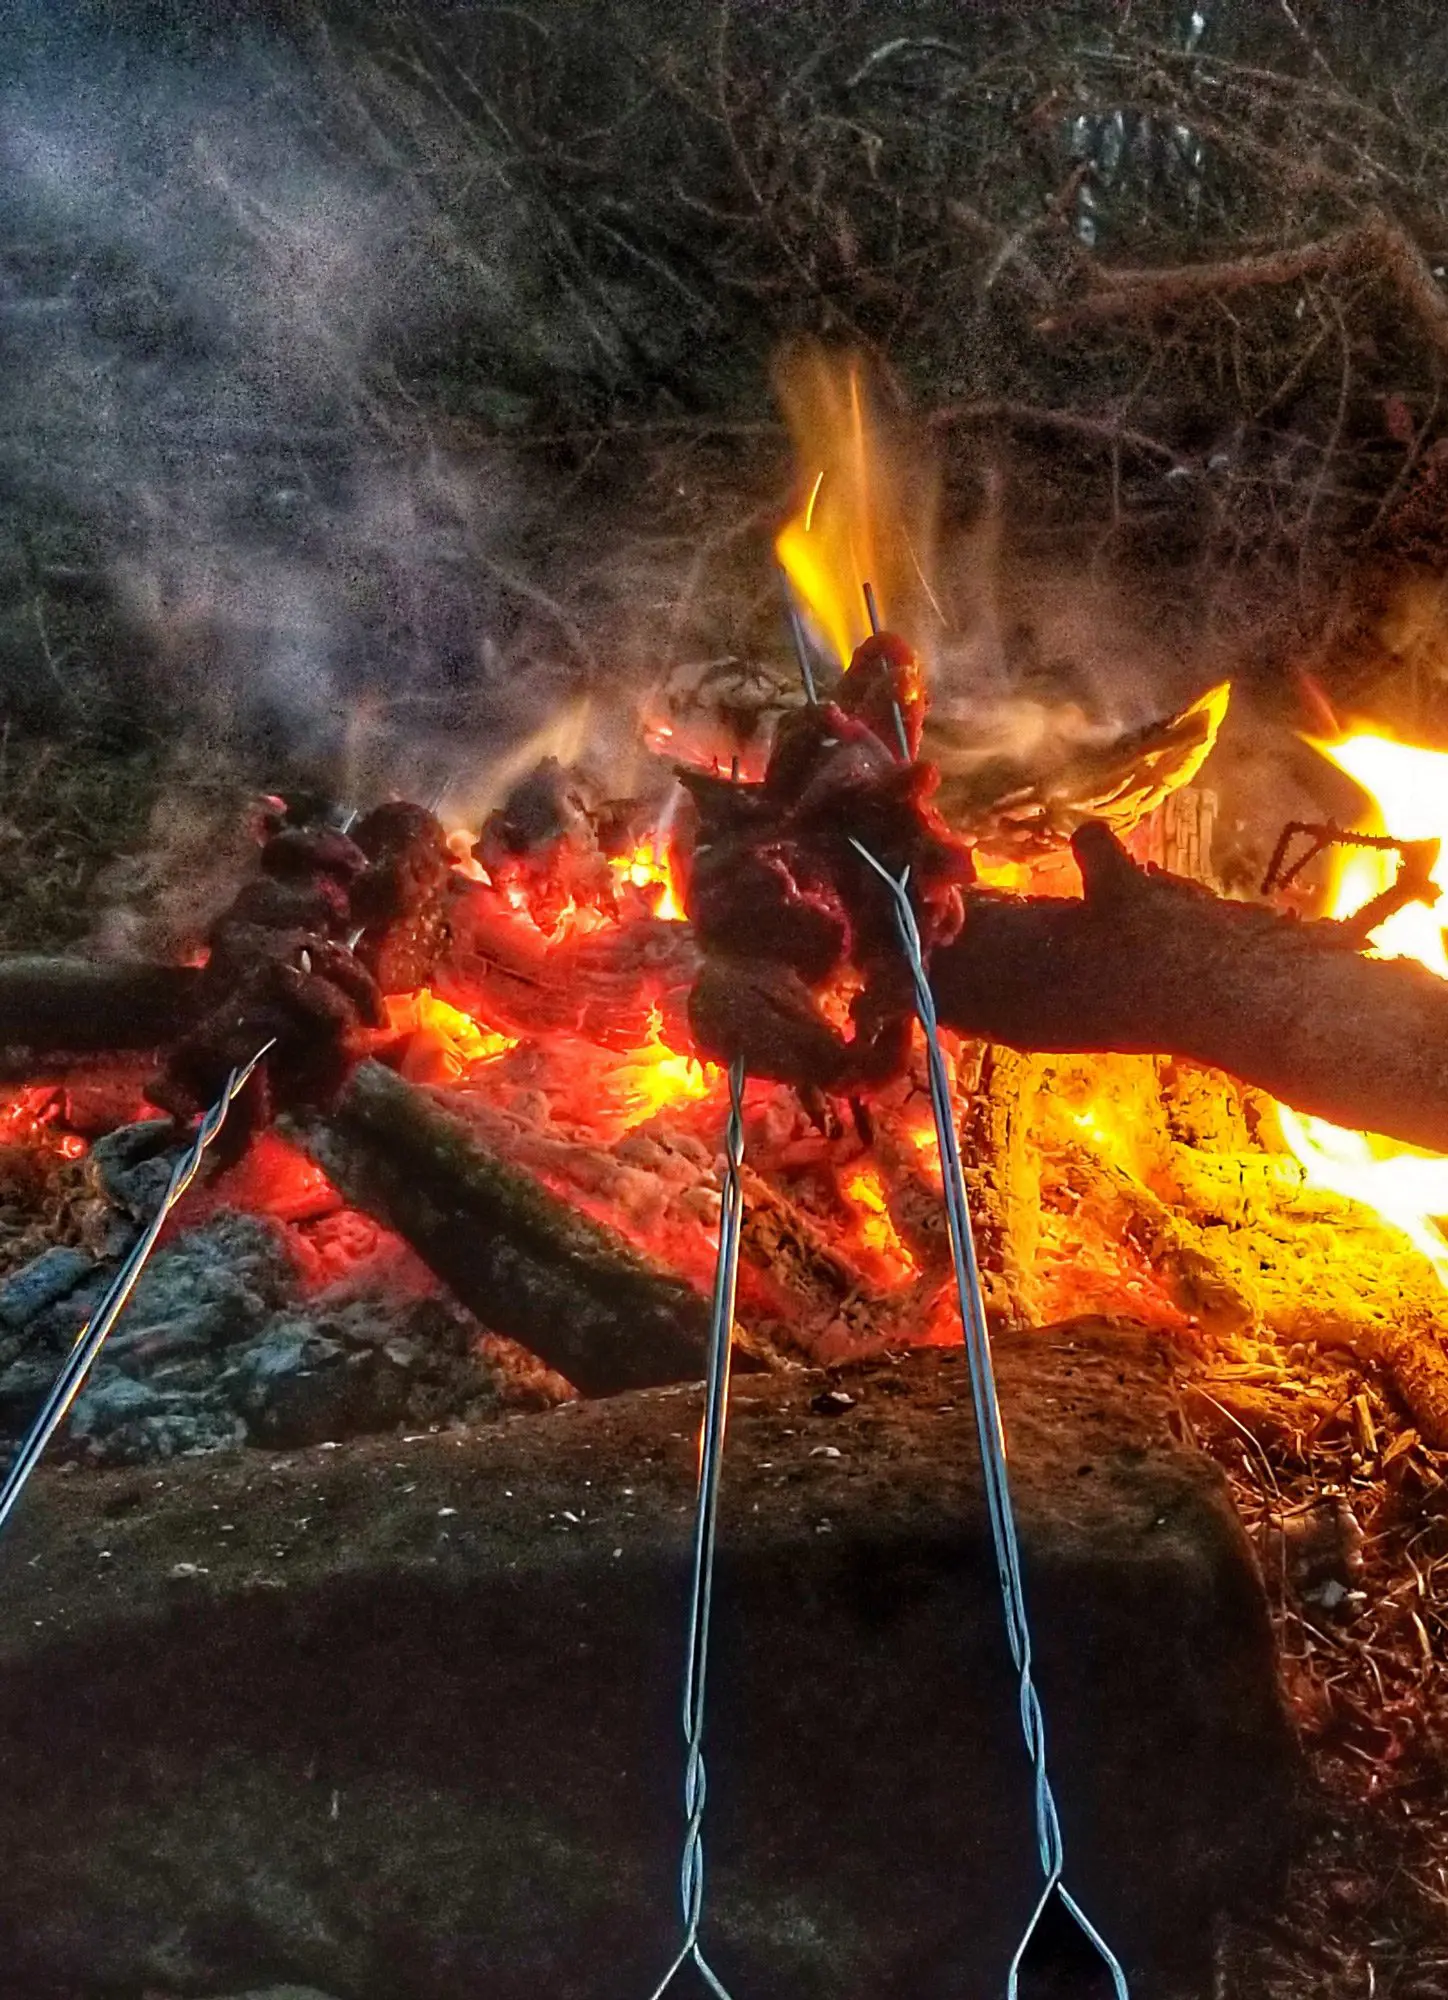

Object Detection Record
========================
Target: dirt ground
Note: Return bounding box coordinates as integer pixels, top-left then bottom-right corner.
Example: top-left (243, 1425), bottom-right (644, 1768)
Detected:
top-left (1195, 1339), bottom-right (1448, 1999)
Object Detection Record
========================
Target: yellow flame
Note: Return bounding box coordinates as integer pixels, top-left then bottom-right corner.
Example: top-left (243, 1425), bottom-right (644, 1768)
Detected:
top-left (609, 839), bottom-right (685, 921)
top-left (843, 1164), bottom-right (920, 1280)
top-left (773, 346), bottom-right (936, 668)
top-left (1314, 733), bottom-right (1448, 976)
top-left (1278, 730), bottom-right (1448, 1285)
top-left (612, 1006), bottom-right (717, 1126)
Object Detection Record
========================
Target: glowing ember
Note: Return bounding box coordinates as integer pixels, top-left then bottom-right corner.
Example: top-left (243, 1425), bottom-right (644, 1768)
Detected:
top-left (841, 1163), bottom-right (919, 1284)
top-left (0, 1087), bottom-right (86, 1158)
top-left (609, 838), bottom-right (686, 922)
top-left (181, 1130), bottom-right (342, 1227)
top-left (1278, 730), bottom-right (1448, 1285)
top-left (972, 856), bottom-right (1036, 893)
top-left (773, 346), bottom-right (937, 669)
top-left (610, 1006), bottom-right (717, 1126)
top-left (382, 989), bottom-right (516, 1084)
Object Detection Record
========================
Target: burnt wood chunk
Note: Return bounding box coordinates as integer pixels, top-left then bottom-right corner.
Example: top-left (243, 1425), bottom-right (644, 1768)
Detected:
top-left (0, 1330), bottom-right (1297, 1999)
top-left (286, 1058), bottom-right (715, 1394)
top-left (933, 822), bottom-right (1448, 1154)
top-left (0, 957), bottom-right (202, 1054)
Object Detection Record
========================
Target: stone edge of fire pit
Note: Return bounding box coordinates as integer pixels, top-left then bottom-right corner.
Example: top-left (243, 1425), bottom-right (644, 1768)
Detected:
top-left (0, 1322), bottom-right (1299, 2000)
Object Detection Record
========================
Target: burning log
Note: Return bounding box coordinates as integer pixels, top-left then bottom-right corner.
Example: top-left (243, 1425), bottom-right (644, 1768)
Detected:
top-left (737, 1163), bottom-right (883, 1320)
top-left (932, 821), bottom-right (1448, 1158)
top-left (286, 1058), bottom-right (723, 1395)
top-left (958, 1043), bottom-right (1048, 1327)
top-left (0, 956), bottom-right (202, 1053)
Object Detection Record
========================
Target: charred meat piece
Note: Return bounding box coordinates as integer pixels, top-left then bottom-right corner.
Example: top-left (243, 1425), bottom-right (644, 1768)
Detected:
top-left (679, 631), bottom-right (972, 1091)
top-left (837, 630), bottom-right (927, 758)
top-left (688, 838), bottom-right (852, 984)
top-left (818, 761), bottom-right (973, 959)
top-left (224, 825), bottom-right (369, 937)
top-left (260, 826), bottom-right (369, 886)
top-left (762, 702), bottom-right (869, 808)
top-left (687, 952), bottom-right (920, 1095)
top-left (223, 873), bottom-right (353, 937)
top-left (148, 819), bottom-right (383, 1161)
top-left (350, 801), bottom-right (454, 993)
top-left (688, 956), bottom-right (857, 1093)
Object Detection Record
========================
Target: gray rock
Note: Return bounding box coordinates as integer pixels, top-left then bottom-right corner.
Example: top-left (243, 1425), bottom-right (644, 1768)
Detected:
top-left (0, 1246), bottom-right (95, 1331)
top-left (11, 1267), bottom-right (112, 1354)
top-left (101, 1405), bottom-right (247, 1464)
top-left (0, 1210), bottom-right (497, 1467)
top-left (225, 1325), bottom-right (343, 1403)
top-left (0, 1335), bottom-right (1297, 2000)
top-left (123, 1213), bottom-right (294, 1352)
top-left (68, 1371), bottom-right (166, 1436)
top-left (105, 1320), bottom-right (225, 1367)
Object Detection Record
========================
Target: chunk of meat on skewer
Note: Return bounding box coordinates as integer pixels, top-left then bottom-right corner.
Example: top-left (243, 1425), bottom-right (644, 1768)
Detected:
top-left (680, 629), bottom-right (971, 1092)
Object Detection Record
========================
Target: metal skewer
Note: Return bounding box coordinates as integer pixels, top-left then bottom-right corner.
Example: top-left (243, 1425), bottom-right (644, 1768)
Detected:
top-left (848, 842), bottom-right (1129, 2000)
top-left (646, 1053), bottom-right (747, 2000)
top-left (0, 795), bottom-right (374, 1533)
top-left (861, 581), bottom-right (912, 762)
top-left (779, 566), bottom-right (819, 706)
top-left (0, 1042), bottom-right (275, 1541)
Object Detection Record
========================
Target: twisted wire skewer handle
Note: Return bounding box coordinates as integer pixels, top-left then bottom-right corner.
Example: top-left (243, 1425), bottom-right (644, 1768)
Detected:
top-left (647, 1054), bottom-right (746, 2000)
top-left (848, 843), bottom-right (1129, 2000)
top-left (0, 1042), bottom-right (275, 1540)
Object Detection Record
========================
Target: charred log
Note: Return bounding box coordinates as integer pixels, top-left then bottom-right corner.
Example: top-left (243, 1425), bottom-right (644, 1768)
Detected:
top-left (738, 1163), bottom-right (881, 1317)
top-left (286, 1059), bottom-right (724, 1395)
top-left (932, 823), bottom-right (1448, 1157)
top-left (443, 884), bottom-right (700, 1052)
top-left (0, 957), bottom-right (202, 1054)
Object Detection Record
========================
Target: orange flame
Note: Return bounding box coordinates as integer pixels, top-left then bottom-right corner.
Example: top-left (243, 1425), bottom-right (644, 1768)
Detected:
top-left (1278, 730), bottom-right (1448, 1285)
top-left (773, 346), bottom-right (937, 669)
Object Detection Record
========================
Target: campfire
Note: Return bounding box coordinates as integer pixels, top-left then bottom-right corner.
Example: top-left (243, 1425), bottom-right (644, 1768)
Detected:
top-left (4, 353), bottom-right (1448, 1474)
